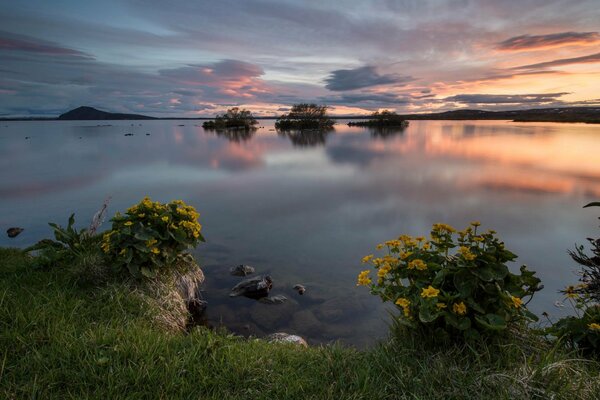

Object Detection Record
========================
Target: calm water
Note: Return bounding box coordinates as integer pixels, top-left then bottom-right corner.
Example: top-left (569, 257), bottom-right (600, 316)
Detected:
top-left (1, 119), bottom-right (599, 347)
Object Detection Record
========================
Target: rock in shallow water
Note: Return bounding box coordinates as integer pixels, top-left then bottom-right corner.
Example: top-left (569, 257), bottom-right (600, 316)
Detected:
top-left (266, 332), bottom-right (308, 347)
top-left (229, 275), bottom-right (272, 299)
top-left (258, 294), bottom-right (287, 304)
top-left (6, 227), bottom-right (24, 238)
top-left (293, 284), bottom-right (306, 295)
top-left (229, 264), bottom-right (255, 276)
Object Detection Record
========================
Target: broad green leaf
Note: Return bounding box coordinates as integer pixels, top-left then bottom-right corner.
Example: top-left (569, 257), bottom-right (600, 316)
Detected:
top-left (475, 313), bottom-right (507, 330)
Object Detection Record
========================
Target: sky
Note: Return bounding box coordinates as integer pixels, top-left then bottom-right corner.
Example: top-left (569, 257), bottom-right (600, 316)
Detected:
top-left (0, 0), bottom-right (599, 117)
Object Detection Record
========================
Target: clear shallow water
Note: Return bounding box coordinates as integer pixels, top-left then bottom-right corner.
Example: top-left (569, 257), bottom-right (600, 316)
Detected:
top-left (1, 119), bottom-right (599, 347)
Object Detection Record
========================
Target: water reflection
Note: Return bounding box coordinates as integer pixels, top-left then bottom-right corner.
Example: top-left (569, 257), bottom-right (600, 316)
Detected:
top-left (277, 128), bottom-right (334, 147)
top-left (1, 119), bottom-right (599, 347)
top-left (367, 126), bottom-right (408, 139)
top-left (203, 127), bottom-right (257, 143)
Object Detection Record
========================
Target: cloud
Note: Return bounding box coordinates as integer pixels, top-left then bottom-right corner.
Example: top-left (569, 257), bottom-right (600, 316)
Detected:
top-left (513, 52), bottom-right (600, 70)
top-left (443, 92), bottom-right (569, 105)
top-left (0, 31), bottom-right (92, 58)
top-left (324, 66), bottom-right (413, 91)
top-left (497, 31), bottom-right (600, 51)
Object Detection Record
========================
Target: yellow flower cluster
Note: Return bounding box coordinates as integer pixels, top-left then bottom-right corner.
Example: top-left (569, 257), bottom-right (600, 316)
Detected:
top-left (458, 246), bottom-right (476, 261)
top-left (432, 223), bottom-right (456, 233)
top-left (395, 297), bottom-right (411, 317)
top-left (407, 259), bottom-right (427, 270)
top-left (421, 286), bottom-right (440, 298)
top-left (511, 296), bottom-right (522, 308)
top-left (453, 302), bottom-right (467, 315)
top-left (589, 323), bottom-right (600, 331)
top-left (357, 270), bottom-right (371, 286)
top-left (101, 230), bottom-right (115, 253)
top-left (377, 263), bottom-right (391, 283)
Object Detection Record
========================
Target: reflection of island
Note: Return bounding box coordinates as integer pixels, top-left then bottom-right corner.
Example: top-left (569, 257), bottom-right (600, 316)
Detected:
top-left (367, 126), bottom-right (407, 139)
top-left (204, 127), bottom-right (256, 143)
top-left (277, 128), bottom-right (333, 147)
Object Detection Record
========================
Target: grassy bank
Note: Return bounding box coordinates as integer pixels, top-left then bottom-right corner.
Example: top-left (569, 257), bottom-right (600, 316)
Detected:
top-left (1, 247), bottom-right (599, 399)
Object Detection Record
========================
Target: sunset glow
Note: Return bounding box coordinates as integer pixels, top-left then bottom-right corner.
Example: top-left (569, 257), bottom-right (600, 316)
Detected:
top-left (1, 0), bottom-right (599, 117)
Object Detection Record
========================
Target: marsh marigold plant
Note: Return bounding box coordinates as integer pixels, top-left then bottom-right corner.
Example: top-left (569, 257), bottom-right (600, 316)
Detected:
top-left (102, 197), bottom-right (204, 278)
top-left (358, 222), bottom-right (542, 339)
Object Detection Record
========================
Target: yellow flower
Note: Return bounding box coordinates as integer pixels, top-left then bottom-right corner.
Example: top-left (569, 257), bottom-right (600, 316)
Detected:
top-left (436, 302), bottom-right (447, 310)
top-left (357, 270), bottom-right (372, 286)
top-left (589, 323), bottom-right (600, 331)
top-left (458, 246), bottom-right (476, 261)
top-left (151, 247), bottom-right (160, 254)
top-left (423, 243), bottom-right (431, 250)
top-left (362, 254), bottom-right (374, 263)
top-left (432, 223), bottom-right (456, 233)
top-left (511, 296), bottom-right (522, 309)
top-left (453, 302), bottom-right (467, 315)
top-left (564, 285), bottom-right (578, 299)
top-left (408, 259), bottom-right (427, 270)
top-left (395, 298), bottom-right (411, 317)
top-left (421, 286), bottom-right (440, 298)
top-left (377, 264), bottom-right (391, 281)
top-left (124, 221), bottom-right (133, 226)
top-left (470, 221), bottom-right (481, 227)
top-left (119, 248), bottom-right (127, 256)
top-left (138, 213), bottom-right (145, 218)
top-left (161, 216), bottom-right (169, 222)
top-left (473, 236), bottom-right (484, 242)
top-left (400, 251), bottom-right (412, 260)
top-left (146, 238), bottom-right (158, 247)
top-left (376, 244), bottom-right (383, 250)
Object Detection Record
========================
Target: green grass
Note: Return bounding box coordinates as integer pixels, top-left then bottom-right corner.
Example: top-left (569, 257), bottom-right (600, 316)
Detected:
top-left (1, 247), bottom-right (599, 399)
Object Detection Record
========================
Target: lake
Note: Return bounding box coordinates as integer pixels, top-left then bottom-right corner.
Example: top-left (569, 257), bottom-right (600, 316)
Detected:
top-left (1, 119), bottom-right (599, 347)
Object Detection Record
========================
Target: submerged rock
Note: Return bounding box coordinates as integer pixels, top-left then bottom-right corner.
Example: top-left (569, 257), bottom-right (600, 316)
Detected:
top-left (289, 309), bottom-right (321, 336)
top-left (229, 275), bottom-right (272, 299)
top-left (229, 264), bottom-right (255, 276)
top-left (293, 284), bottom-right (306, 295)
top-left (258, 294), bottom-right (288, 304)
top-left (6, 227), bottom-right (24, 238)
top-left (266, 332), bottom-right (308, 347)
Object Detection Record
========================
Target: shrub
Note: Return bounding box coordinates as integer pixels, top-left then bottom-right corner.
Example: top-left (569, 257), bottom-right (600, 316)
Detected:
top-left (101, 197), bottom-right (204, 279)
top-left (358, 222), bottom-right (542, 340)
top-left (549, 202), bottom-right (600, 354)
top-left (347, 110), bottom-right (409, 128)
top-left (275, 103), bottom-right (334, 130)
top-left (25, 214), bottom-right (101, 269)
top-left (202, 107), bottom-right (257, 130)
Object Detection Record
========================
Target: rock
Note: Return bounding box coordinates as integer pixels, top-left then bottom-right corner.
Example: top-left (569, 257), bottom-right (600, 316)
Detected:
top-left (315, 296), bottom-right (369, 323)
top-left (258, 295), bottom-right (288, 304)
top-left (124, 133), bottom-right (134, 136)
top-left (289, 309), bottom-right (321, 336)
top-left (293, 284), bottom-right (306, 295)
top-left (266, 332), bottom-right (308, 347)
top-left (230, 264), bottom-right (255, 276)
top-left (249, 298), bottom-right (299, 330)
top-left (229, 275), bottom-right (272, 299)
top-left (6, 227), bottom-right (24, 238)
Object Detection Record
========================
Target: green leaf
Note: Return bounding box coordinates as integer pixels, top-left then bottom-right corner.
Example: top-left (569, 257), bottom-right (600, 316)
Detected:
top-left (521, 308), bottom-right (539, 322)
top-left (68, 213), bottom-right (75, 229)
top-left (471, 265), bottom-right (495, 282)
top-left (419, 305), bottom-right (442, 323)
top-left (141, 266), bottom-right (157, 278)
top-left (475, 313), bottom-right (507, 330)
top-left (489, 263), bottom-right (509, 280)
top-left (454, 270), bottom-right (477, 297)
top-left (444, 313), bottom-right (471, 330)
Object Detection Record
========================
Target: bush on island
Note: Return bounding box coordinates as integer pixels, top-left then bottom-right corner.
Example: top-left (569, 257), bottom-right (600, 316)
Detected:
top-left (348, 110), bottom-right (409, 128)
top-left (275, 103), bottom-right (335, 130)
top-left (202, 107), bottom-right (258, 130)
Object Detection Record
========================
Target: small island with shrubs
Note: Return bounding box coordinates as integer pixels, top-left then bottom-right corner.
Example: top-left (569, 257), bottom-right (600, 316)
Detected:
top-left (275, 103), bottom-right (335, 130)
top-left (348, 110), bottom-right (409, 128)
top-left (202, 107), bottom-right (258, 130)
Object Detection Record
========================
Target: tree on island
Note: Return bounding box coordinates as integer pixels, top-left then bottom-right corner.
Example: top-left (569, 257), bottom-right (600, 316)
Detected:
top-left (348, 110), bottom-right (409, 128)
top-left (275, 103), bottom-right (335, 130)
top-left (202, 107), bottom-right (258, 130)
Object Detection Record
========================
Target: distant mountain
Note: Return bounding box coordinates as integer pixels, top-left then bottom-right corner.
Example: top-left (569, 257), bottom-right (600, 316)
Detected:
top-left (398, 107), bottom-right (600, 123)
top-left (58, 106), bottom-right (156, 120)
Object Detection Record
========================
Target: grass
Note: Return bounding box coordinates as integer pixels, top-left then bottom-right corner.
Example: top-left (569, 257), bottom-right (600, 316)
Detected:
top-left (1, 247), bottom-right (599, 399)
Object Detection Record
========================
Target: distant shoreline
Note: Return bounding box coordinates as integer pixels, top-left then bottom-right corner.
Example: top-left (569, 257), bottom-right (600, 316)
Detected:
top-left (2, 106), bottom-right (599, 123)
